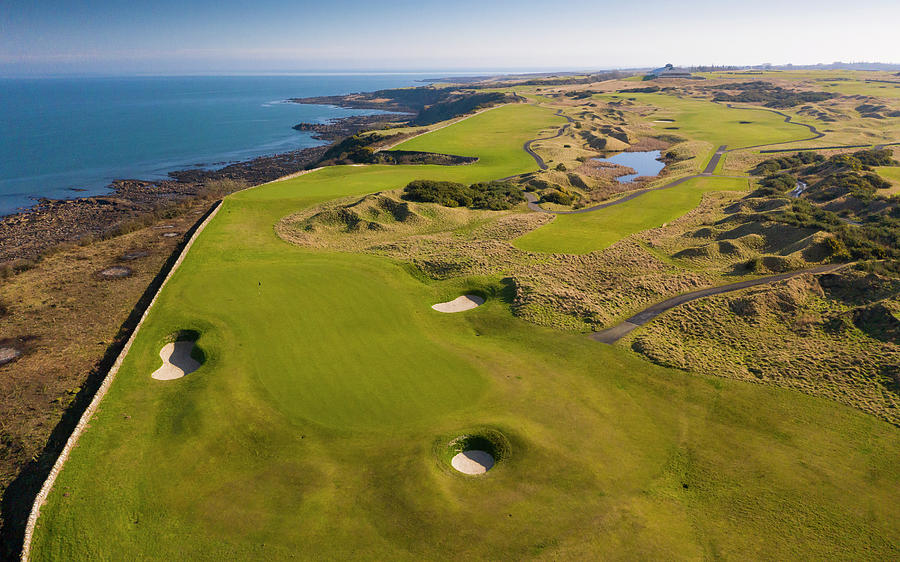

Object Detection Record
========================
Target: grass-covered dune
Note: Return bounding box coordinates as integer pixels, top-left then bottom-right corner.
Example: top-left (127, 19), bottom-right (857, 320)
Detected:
top-left (30, 104), bottom-right (900, 560)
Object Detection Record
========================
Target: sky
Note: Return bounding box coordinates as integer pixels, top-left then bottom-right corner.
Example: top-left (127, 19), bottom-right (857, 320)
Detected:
top-left (3, 0), bottom-right (900, 76)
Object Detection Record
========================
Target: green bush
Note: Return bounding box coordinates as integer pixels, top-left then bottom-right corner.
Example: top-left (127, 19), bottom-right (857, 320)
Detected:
top-left (541, 189), bottom-right (573, 205)
top-left (401, 179), bottom-right (524, 210)
top-left (760, 173), bottom-right (796, 191)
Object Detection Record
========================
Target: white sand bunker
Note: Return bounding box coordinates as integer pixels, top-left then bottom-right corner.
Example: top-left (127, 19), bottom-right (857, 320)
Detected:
top-left (151, 341), bottom-right (201, 380)
top-left (432, 295), bottom-right (484, 313)
top-left (451, 450), bottom-right (495, 475)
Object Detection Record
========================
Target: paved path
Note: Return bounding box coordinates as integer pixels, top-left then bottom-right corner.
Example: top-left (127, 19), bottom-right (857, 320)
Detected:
top-left (525, 145), bottom-right (732, 215)
top-left (721, 104), bottom-right (823, 152)
top-left (523, 109), bottom-right (576, 170)
top-left (590, 264), bottom-right (845, 344)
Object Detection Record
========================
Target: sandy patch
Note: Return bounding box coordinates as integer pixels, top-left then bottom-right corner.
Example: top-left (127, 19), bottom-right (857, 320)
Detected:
top-left (98, 266), bottom-right (132, 279)
top-left (151, 341), bottom-right (201, 380)
top-left (451, 450), bottom-right (495, 475)
top-left (0, 347), bottom-right (22, 366)
top-left (161, 232), bottom-right (181, 238)
top-left (653, 119), bottom-right (675, 123)
top-left (432, 295), bottom-right (484, 313)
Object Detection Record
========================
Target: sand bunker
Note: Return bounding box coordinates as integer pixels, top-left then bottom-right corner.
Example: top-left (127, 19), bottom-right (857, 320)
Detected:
top-left (451, 450), bottom-right (495, 475)
top-left (151, 341), bottom-right (201, 380)
top-left (161, 232), bottom-right (181, 238)
top-left (432, 295), bottom-right (484, 313)
top-left (98, 266), bottom-right (132, 279)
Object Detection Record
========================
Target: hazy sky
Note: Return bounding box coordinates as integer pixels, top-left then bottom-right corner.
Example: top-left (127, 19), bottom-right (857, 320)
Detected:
top-left (3, 0), bottom-right (899, 76)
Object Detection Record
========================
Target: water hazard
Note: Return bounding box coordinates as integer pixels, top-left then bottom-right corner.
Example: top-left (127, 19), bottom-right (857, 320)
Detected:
top-left (593, 150), bottom-right (664, 183)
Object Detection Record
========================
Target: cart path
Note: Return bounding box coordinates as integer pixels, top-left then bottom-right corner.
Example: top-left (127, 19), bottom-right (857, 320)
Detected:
top-left (590, 263), bottom-right (846, 344)
top-left (525, 145), bottom-right (731, 214)
top-left (523, 109), bottom-right (576, 169)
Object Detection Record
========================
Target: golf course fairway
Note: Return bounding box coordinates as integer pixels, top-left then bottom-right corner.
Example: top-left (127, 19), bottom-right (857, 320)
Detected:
top-left (514, 176), bottom-right (750, 255)
top-left (29, 104), bottom-right (900, 560)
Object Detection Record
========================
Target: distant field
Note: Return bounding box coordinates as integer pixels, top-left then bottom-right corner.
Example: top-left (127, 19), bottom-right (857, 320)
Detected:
top-left (702, 70), bottom-right (900, 100)
top-left (594, 92), bottom-right (815, 150)
top-left (29, 103), bottom-right (900, 560)
top-left (513, 176), bottom-right (749, 254)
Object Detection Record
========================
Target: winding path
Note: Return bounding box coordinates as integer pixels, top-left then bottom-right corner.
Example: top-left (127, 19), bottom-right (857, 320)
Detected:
top-left (522, 109), bottom-right (576, 169)
top-left (721, 103), bottom-right (824, 152)
top-left (525, 145), bottom-right (731, 215)
top-left (590, 264), bottom-right (845, 344)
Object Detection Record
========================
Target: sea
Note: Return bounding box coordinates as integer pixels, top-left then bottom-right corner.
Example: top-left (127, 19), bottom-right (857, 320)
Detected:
top-left (0, 74), bottom-right (426, 215)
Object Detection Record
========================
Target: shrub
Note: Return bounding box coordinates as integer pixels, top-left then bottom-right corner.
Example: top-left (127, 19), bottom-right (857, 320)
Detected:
top-left (760, 173), bottom-right (796, 192)
top-left (541, 189), bottom-right (574, 205)
top-left (401, 180), bottom-right (524, 210)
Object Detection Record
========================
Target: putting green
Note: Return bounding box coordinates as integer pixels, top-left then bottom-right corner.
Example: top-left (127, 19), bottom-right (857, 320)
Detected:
top-left (513, 176), bottom-right (750, 255)
top-left (29, 104), bottom-right (900, 560)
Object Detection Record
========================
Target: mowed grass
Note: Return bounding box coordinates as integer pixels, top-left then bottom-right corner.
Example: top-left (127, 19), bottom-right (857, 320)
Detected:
top-left (875, 165), bottom-right (900, 195)
top-left (514, 176), bottom-right (749, 254)
top-left (598, 92), bottom-right (815, 152)
top-left (30, 104), bottom-right (900, 560)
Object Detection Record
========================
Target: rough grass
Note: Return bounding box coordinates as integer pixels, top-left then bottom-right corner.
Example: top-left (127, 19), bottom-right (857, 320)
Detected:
top-left (513, 176), bottom-right (750, 254)
top-left (0, 201), bottom-right (211, 535)
top-left (626, 272), bottom-right (900, 425)
top-left (28, 102), bottom-right (900, 561)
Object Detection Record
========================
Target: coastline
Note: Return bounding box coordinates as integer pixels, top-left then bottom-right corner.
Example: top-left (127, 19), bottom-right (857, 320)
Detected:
top-left (0, 111), bottom-right (396, 265)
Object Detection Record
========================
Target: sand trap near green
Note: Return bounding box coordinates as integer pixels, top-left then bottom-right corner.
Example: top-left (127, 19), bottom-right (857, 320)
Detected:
top-left (432, 295), bottom-right (484, 313)
top-left (150, 341), bottom-right (200, 381)
top-left (451, 450), bottom-right (494, 474)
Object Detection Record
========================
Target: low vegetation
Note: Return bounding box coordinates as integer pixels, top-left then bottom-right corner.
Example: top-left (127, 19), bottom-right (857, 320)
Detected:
top-left (401, 179), bottom-right (524, 210)
top-left (709, 81), bottom-right (836, 108)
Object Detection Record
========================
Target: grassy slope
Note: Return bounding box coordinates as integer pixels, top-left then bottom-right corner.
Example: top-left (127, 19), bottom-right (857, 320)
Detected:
top-left (876, 165), bottom-right (900, 195)
top-left (702, 70), bottom-right (900, 100)
top-left (596, 92), bottom-right (814, 150)
top-left (513, 177), bottom-right (749, 254)
top-left (31, 104), bottom-right (900, 560)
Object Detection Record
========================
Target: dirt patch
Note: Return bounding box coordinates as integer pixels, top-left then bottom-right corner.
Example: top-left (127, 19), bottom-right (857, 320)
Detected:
top-left (118, 250), bottom-right (149, 261)
top-left (0, 336), bottom-right (36, 367)
top-left (0, 347), bottom-right (22, 366)
top-left (97, 266), bottom-right (133, 279)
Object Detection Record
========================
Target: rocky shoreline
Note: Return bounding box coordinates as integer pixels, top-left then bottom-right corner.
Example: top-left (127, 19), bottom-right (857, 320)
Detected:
top-left (0, 110), bottom-right (403, 264)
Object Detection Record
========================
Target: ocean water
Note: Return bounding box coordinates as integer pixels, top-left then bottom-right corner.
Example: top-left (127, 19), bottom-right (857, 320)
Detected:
top-left (0, 75), bottom-right (422, 215)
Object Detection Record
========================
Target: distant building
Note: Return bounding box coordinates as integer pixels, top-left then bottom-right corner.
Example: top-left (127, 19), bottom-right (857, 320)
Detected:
top-left (646, 64), bottom-right (693, 79)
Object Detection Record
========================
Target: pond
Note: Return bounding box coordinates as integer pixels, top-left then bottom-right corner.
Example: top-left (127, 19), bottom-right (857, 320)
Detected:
top-left (593, 150), bottom-right (665, 183)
